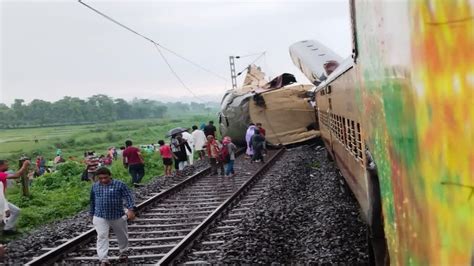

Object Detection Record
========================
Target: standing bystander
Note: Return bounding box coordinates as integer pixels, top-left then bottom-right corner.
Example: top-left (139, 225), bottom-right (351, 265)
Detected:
top-left (192, 125), bottom-right (207, 160)
top-left (206, 135), bottom-right (224, 176)
top-left (0, 182), bottom-right (7, 256)
top-left (181, 129), bottom-right (194, 166)
top-left (122, 140), bottom-right (145, 186)
top-left (0, 159), bottom-right (30, 234)
top-left (203, 121), bottom-right (217, 138)
top-left (245, 123), bottom-right (256, 158)
top-left (176, 135), bottom-right (191, 171)
top-left (158, 140), bottom-right (173, 176)
top-left (89, 167), bottom-right (136, 265)
top-left (222, 136), bottom-right (237, 177)
top-left (251, 129), bottom-right (266, 163)
top-left (256, 122), bottom-right (267, 155)
top-left (86, 152), bottom-right (100, 182)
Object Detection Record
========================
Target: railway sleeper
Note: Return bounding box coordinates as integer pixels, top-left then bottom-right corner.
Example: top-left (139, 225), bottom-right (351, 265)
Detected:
top-left (81, 244), bottom-right (176, 252)
top-left (63, 253), bottom-right (166, 262)
top-left (139, 211), bottom-right (213, 217)
top-left (127, 229), bottom-right (191, 235)
top-left (148, 206), bottom-right (218, 212)
top-left (162, 198), bottom-right (224, 203)
top-left (128, 222), bottom-right (201, 228)
top-left (155, 203), bottom-right (221, 208)
top-left (134, 216), bottom-right (209, 223)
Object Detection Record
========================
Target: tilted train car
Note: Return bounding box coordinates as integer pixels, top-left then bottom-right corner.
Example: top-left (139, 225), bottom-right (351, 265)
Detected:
top-left (291, 0), bottom-right (473, 265)
top-left (218, 65), bottom-right (319, 146)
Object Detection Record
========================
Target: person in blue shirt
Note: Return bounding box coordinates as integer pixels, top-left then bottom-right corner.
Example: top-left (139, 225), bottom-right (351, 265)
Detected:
top-left (90, 167), bottom-right (136, 265)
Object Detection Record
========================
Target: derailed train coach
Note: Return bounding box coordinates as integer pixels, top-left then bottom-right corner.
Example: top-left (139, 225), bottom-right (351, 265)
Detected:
top-left (291, 0), bottom-right (473, 265)
top-left (218, 39), bottom-right (346, 146)
top-left (218, 65), bottom-right (320, 146)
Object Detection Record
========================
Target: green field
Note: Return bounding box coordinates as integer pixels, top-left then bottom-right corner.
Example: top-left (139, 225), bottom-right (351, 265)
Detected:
top-left (0, 115), bottom-right (214, 240)
top-left (0, 115), bottom-right (212, 161)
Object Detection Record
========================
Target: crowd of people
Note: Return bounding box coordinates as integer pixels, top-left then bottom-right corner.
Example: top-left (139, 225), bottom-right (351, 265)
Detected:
top-left (0, 120), bottom-right (268, 264)
top-left (87, 120), bottom-right (267, 265)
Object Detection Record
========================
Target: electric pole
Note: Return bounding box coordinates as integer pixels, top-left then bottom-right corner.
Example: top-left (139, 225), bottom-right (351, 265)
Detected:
top-left (229, 56), bottom-right (239, 90)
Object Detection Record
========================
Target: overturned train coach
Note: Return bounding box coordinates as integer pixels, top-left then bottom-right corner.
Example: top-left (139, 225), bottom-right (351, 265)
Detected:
top-left (291, 0), bottom-right (473, 265)
top-left (218, 40), bottom-right (345, 146)
top-left (218, 66), bottom-right (320, 146)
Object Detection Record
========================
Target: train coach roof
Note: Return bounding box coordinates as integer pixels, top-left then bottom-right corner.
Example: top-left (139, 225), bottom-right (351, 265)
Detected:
top-left (313, 57), bottom-right (354, 92)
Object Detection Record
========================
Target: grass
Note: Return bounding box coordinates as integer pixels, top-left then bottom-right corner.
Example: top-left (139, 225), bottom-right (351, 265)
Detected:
top-left (0, 115), bottom-right (212, 160)
top-left (0, 114), bottom-right (213, 241)
top-left (308, 161), bottom-right (321, 169)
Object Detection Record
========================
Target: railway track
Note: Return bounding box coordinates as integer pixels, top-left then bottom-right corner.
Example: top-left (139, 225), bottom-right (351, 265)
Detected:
top-left (26, 148), bottom-right (285, 265)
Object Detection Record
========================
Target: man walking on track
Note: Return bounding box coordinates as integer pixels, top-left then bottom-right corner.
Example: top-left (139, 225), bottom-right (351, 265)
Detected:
top-left (122, 140), bottom-right (145, 186)
top-left (204, 120), bottom-right (217, 138)
top-left (192, 125), bottom-right (207, 160)
top-left (90, 167), bottom-right (136, 266)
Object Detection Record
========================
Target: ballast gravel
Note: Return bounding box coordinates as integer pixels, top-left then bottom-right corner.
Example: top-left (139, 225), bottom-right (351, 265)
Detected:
top-left (218, 145), bottom-right (369, 264)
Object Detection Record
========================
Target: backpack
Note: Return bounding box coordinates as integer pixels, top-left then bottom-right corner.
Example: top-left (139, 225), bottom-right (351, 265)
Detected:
top-left (219, 144), bottom-right (231, 163)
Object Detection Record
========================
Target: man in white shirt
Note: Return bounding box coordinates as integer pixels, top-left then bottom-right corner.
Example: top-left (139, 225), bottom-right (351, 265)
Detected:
top-left (191, 125), bottom-right (207, 160)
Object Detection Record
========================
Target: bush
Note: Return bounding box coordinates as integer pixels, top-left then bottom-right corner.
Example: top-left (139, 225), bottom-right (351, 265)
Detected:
top-left (65, 138), bottom-right (76, 146)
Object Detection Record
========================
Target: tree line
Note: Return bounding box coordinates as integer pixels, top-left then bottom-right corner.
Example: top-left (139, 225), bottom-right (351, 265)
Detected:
top-left (0, 94), bottom-right (215, 128)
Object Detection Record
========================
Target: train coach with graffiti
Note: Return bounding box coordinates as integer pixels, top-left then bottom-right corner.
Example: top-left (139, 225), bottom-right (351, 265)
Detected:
top-left (289, 0), bottom-right (473, 265)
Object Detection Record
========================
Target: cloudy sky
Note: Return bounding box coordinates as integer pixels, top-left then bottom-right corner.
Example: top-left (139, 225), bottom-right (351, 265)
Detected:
top-left (0, 0), bottom-right (351, 105)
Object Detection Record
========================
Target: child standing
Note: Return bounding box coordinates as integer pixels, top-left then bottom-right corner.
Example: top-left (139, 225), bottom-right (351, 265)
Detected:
top-left (158, 140), bottom-right (173, 176)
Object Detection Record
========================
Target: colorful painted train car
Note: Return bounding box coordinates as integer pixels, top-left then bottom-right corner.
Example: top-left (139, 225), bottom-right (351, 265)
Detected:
top-left (293, 0), bottom-right (473, 265)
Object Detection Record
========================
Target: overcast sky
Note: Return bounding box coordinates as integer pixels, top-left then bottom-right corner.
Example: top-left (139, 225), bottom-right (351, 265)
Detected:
top-left (0, 0), bottom-right (351, 105)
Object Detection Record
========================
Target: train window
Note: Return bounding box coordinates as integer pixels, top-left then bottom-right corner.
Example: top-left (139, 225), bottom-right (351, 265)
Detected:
top-left (225, 117), bottom-right (229, 127)
top-left (320, 111), bottom-right (329, 128)
top-left (356, 122), bottom-right (363, 160)
top-left (351, 120), bottom-right (357, 156)
top-left (339, 116), bottom-right (343, 141)
top-left (337, 116), bottom-right (340, 139)
top-left (218, 113), bottom-right (222, 124)
top-left (346, 119), bottom-right (353, 153)
top-left (330, 113), bottom-right (334, 132)
top-left (342, 117), bottom-right (347, 146)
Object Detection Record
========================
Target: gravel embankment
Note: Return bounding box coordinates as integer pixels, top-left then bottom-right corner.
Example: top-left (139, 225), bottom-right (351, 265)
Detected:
top-left (3, 160), bottom-right (208, 264)
top-left (219, 145), bottom-right (369, 264)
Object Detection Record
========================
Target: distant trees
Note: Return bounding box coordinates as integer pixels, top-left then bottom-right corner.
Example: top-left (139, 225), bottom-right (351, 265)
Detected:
top-left (0, 95), bottom-right (219, 129)
top-left (0, 95), bottom-right (168, 128)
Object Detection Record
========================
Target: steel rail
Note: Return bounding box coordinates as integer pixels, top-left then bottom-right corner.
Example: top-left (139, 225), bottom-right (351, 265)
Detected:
top-left (26, 166), bottom-right (212, 266)
top-left (157, 148), bottom-right (286, 265)
top-left (26, 148), bottom-right (245, 266)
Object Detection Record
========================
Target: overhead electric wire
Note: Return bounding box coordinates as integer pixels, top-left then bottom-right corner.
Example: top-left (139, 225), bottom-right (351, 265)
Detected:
top-left (237, 51), bottom-right (266, 76)
top-left (77, 0), bottom-right (226, 101)
top-left (238, 52), bottom-right (265, 58)
top-left (158, 46), bottom-right (227, 81)
top-left (152, 43), bottom-right (206, 102)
